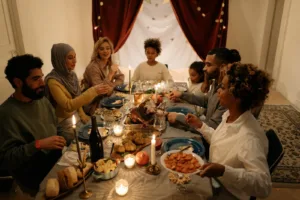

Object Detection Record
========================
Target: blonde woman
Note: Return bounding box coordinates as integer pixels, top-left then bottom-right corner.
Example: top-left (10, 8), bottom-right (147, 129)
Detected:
top-left (82, 37), bottom-right (124, 114)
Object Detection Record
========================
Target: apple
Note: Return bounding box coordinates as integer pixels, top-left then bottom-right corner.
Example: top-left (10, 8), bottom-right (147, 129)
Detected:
top-left (135, 151), bottom-right (149, 166)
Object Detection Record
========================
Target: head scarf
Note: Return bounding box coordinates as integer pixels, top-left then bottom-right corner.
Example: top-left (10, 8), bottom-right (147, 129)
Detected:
top-left (45, 43), bottom-right (81, 104)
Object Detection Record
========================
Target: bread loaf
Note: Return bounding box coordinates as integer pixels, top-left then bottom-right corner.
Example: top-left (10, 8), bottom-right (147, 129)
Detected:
top-left (63, 166), bottom-right (78, 188)
top-left (45, 178), bottom-right (59, 198)
top-left (57, 170), bottom-right (68, 192)
top-left (77, 162), bottom-right (93, 178)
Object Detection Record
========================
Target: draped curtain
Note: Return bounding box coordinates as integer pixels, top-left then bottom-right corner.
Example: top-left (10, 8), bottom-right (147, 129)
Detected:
top-left (92, 0), bottom-right (143, 52)
top-left (170, 0), bottom-right (229, 59)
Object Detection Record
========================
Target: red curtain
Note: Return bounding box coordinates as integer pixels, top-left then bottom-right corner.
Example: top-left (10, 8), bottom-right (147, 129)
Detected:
top-left (170, 0), bottom-right (229, 59)
top-left (92, 0), bottom-right (143, 52)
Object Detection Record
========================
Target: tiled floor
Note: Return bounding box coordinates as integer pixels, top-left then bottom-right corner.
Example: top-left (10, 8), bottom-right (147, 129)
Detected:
top-left (1, 89), bottom-right (299, 200)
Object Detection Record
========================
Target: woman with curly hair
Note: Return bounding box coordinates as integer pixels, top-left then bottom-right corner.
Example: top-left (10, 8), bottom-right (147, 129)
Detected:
top-left (132, 38), bottom-right (173, 82)
top-left (186, 63), bottom-right (272, 200)
top-left (82, 37), bottom-right (124, 114)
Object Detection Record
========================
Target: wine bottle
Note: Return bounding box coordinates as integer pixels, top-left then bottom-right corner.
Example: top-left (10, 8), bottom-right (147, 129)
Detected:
top-left (89, 116), bottom-right (104, 163)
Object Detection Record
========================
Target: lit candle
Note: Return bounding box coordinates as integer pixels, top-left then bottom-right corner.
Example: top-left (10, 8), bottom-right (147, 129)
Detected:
top-left (124, 154), bottom-right (135, 168)
top-left (151, 134), bottom-right (156, 165)
top-left (72, 115), bottom-right (83, 165)
top-left (113, 125), bottom-right (123, 137)
top-left (115, 179), bottom-right (128, 196)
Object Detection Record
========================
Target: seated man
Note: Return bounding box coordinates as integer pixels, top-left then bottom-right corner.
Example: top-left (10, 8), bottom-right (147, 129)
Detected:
top-left (0, 54), bottom-right (66, 195)
top-left (168, 48), bottom-right (241, 129)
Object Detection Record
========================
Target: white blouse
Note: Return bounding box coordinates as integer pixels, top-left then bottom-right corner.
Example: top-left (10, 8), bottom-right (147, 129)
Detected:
top-left (198, 111), bottom-right (272, 200)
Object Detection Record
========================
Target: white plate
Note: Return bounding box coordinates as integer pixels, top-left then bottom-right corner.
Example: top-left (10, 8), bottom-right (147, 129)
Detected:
top-left (160, 150), bottom-right (204, 175)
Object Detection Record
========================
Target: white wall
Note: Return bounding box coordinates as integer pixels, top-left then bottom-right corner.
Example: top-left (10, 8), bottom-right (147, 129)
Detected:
top-left (226, 0), bottom-right (275, 68)
top-left (274, 0), bottom-right (300, 110)
top-left (16, 0), bottom-right (94, 78)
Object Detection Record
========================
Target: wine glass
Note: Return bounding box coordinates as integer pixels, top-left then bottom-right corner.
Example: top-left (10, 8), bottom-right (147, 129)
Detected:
top-left (103, 115), bottom-right (115, 146)
top-left (153, 115), bottom-right (166, 136)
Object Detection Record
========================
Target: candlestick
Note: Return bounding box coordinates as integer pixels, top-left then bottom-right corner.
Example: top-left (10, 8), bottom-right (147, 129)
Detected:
top-left (128, 65), bottom-right (132, 92)
top-left (151, 134), bottom-right (156, 165)
top-left (72, 115), bottom-right (92, 199)
top-left (115, 179), bottom-right (129, 196)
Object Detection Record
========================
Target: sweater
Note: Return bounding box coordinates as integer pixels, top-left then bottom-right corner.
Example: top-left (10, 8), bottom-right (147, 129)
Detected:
top-left (132, 61), bottom-right (173, 82)
top-left (47, 79), bottom-right (98, 123)
top-left (0, 97), bottom-right (61, 191)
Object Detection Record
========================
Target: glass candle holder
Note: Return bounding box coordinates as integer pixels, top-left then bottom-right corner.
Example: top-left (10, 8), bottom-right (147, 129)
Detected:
top-left (115, 179), bottom-right (128, 196)
top-left (113, 125), bottom-right (123, 137)
top-left (124, 154), bottom-right (135, 169)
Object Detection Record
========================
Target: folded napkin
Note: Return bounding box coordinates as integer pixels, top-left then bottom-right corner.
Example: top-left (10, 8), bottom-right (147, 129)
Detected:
top-left (57, 151), bottom-right (88, 167)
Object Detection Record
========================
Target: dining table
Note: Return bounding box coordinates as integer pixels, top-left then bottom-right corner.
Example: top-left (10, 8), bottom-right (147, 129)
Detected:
top-left (35, 83), bottom-right (237, 200)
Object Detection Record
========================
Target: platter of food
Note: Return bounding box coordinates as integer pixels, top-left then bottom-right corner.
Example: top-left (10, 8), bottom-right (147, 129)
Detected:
top-left (45, 164), bottom-right (93, 199)
top-left (110, 131), bottom-right (160, 161)
top-left (160, 150), bottom-right (204, 175)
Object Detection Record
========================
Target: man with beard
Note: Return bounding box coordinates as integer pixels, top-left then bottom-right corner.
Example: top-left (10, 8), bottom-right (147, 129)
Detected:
top-left (168, 48), bottom-right (241, 129)
top-left (0, 54), bottom-right (66, 196)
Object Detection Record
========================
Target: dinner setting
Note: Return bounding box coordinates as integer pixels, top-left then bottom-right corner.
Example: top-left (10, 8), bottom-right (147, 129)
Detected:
top-left (2, 0), bottom-right (297, 200)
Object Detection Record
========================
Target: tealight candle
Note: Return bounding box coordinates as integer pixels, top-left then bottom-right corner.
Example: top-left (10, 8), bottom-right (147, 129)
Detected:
top-left (115, 179), bottom-right (128, 196)
top-left (113, 125), bottom-right (123, 137)
top-left (124, 154), bottom-right (135, 168)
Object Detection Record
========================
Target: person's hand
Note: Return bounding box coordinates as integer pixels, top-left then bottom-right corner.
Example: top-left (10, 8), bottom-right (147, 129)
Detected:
top-left (167, 112), bottom-right (178, 123)
top-left (185, 113), bottom-right (203, 129)
top-left (169, 90), bottom-right (182, 100)
top-left (110, 64), bottom-right (119, 74)
top-left (39, 136), bottom-right (66, 150)
top-left (81, 114), bottom-right (90, 124)
top-left (199, 163), bottom-right (225, 178)
top-left (94, 84), bottom-right (110, 95)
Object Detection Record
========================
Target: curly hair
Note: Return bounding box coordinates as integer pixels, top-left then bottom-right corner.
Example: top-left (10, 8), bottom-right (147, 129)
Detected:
top-left (189, 61), bottom-right (205, 83)
top-left (91, 37), bottom-right (114, 65)
top-left (226, 63), bottom-right (272, 112)
top-left (5, 54), bottom-right (43, 88)
top-left (144, 38), bottom-right (162, 55)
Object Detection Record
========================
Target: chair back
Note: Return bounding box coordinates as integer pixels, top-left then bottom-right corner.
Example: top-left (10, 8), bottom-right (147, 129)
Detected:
top-left (266, 129), bottom-right (284, 174)
top-left (250, 129), bottom-right (284, 200)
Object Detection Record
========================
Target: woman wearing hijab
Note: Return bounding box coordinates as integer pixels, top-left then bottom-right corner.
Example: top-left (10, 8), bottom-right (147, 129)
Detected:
top-left (82, 37), bottom-right (124, 115)
top-left (45, 43), bottom-right (109, 144)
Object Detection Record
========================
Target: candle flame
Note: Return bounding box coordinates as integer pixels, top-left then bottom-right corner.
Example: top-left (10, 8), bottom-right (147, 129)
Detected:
top-left (152, 134), bottom-right (155, 140)
top-left (72, 115), bottom-right (76, 126)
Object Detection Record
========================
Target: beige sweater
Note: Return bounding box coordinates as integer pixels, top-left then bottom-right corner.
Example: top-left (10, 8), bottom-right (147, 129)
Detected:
top-left (47, 79), bottom-right (98, 123)
top-left (132, 61), bottom-right (173, 82)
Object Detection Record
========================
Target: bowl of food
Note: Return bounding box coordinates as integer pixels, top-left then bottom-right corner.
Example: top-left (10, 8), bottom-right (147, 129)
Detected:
top-left (92, 158), bottom-right (119, 180)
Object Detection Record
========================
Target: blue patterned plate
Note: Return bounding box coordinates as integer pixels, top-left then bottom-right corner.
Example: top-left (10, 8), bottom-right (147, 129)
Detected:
top-left (78, 122), bottom-right (108, 141)
top-left (162, 138), bottom-right (205, 156)
top-left (115, 84), bottom-right (136, 93)
top-left (101, 96), bottom-right (124, 108)
top-left (166, 106), bottom-right (195, 115)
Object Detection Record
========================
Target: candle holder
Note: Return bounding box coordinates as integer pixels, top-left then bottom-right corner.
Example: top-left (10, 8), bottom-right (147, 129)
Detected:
top-left (146, 163), bottom-right (161, 175)
top-left (115, 179), bottom-right (129, 196)
top-left (72, 115), bottom-right (92, 199)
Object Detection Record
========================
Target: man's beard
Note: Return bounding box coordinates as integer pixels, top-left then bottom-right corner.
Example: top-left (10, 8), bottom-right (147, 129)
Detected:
top-left (205, 69), bottom-right (220, 80)
top-left (22, 84), bottom-right (45, 100)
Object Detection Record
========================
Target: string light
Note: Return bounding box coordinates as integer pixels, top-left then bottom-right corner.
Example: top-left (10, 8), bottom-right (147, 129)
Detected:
top-left (197, 7), bottom-right (201, 11)
top-left (202, 13), bottom-right (206, 17)
top-left (94, 26), bottom-right (99, 30)
top-left (98, 16), bottom-right (101, 20)
top-left (100, 1), bottom-right (104, 6)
